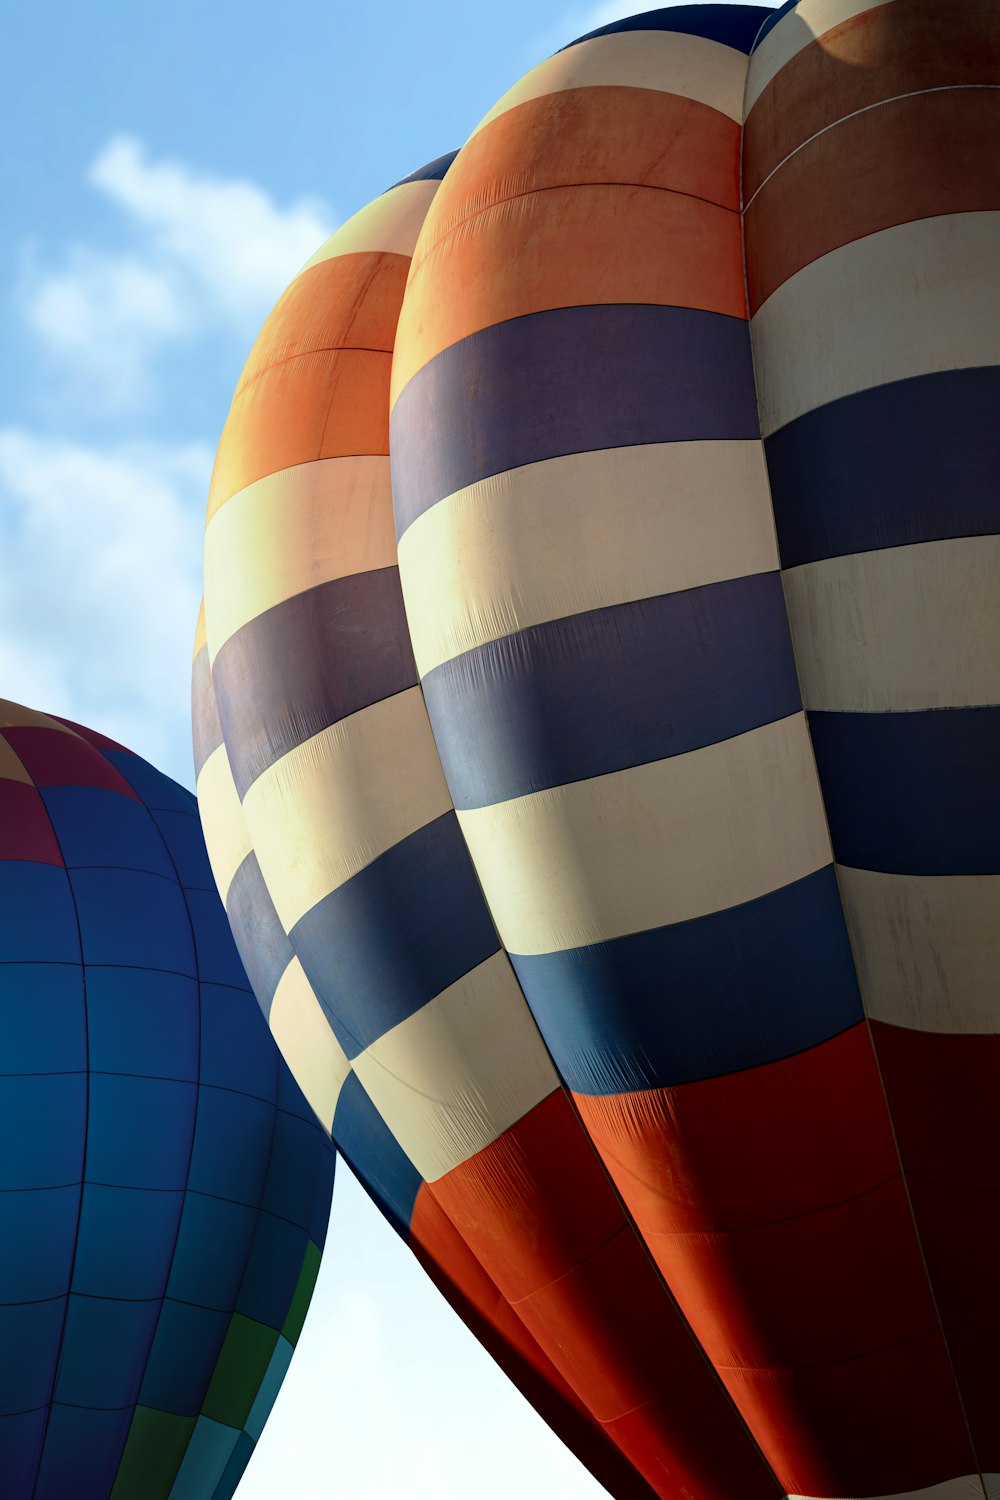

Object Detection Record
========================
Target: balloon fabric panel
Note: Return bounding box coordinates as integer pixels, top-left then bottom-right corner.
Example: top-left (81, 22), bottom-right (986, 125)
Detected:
top-left (196, 3), bottom-right (1000, 1498)
top-left (0, 706), bottom-right (335, 1499)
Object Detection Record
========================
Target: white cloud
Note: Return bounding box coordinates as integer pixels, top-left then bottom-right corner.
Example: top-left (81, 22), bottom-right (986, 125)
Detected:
top-left (0, 427), bottom-right (207, 786)
top-left (21, 136), bottom-right (334, 416)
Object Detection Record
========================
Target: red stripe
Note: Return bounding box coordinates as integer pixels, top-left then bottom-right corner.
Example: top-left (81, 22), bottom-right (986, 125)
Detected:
top-left (745, 86), bottom-right (1000, 311)
top-left (744, 0), bottom-right (1000, 198)
top-left (0, 782), bottom-right (64, 865)
top-left (575, 1025), bottom-right (977, 1494)
top-left (873, 1021), bottom-right (1000, 1470)
top-left (3, 727), bottom-right (140, 801)
top-left (410, 1088), bottom-right (779, 1499)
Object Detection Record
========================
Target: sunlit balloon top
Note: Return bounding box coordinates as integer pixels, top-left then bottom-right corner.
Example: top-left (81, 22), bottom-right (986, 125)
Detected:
top-left (195, 3), bottom-right (1000, 1498)
top-left (0, 701), bottom-right (335, 1499)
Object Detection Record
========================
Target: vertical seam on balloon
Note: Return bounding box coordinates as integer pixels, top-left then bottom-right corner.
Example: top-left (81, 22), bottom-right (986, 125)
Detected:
top-left (101, 781), bottom-right (206, 1500)
top-left (27, 748), bottom-right (92, 1500)
top-left (740, 36), bottom-right (991, 1497)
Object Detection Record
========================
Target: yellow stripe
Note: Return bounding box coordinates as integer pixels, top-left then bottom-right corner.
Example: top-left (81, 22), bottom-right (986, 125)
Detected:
top-left (195, 743), bottom-right (252, 906)
top-left (473, 29), bottom-right (749, 137)
top-left (0, 701), bottom-right (76, 734)
top-left (193, 599), bottom-right (207, 661)
top-left (299, 180), bottom-right (442, 270)
top-left (398, 441), bottom-right (777, 677)
top-left (784, 536), bottom-right (1000, 712)
top-left (270, 957), bottom-right (351, 1131)
top-left (204, 456), bottom-right (395, 663)
top-left (242, 688), bottom-right (452, 932)
top-left (751, 211), bottom-right (1000, 436)
top-left (352, 951), bottom-right (559, 1181)
top-left (0, 736), bottom-right (33, 785)
top-left (839, 867), bottom-right (1000, 1034)
top-left (457, 714), bottom-right (830, 956)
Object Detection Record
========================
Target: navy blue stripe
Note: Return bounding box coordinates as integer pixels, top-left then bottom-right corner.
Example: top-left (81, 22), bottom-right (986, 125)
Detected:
top-left (561, 4), bottom-right (773, 53)
top-left (192, 646), bottom-right (223, 780)
top-left (751, 0), bottom-right (796, 50)
top-left (385, 150), bottom-right (459, 193)
top-left (809, 707), bottom-right (1000, 875)
top-left (226, 852), bottom-right (294, 1013)
top-left (422, 572), bottom-right (802, 810)
top-left (391, 304), bottom-right (759, 539)
top-left (291, 812), bottom-right (500, 1058)
top-left (766, 368), bottom-right (1000, 568)
top-left (511, 865), bottom-right (862, 1096)
top-left (333, 1073), bottom-right (422, 1237)
top-left (213, 570), bottom-right (418, 799)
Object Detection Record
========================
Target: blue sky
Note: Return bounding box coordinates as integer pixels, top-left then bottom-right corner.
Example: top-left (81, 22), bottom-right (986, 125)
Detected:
top-left (4, 3), bottom-right (764, 1493)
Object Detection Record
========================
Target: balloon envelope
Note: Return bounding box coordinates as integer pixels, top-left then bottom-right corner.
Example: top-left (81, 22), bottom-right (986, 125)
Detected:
top-left (197, 4), bottom-right (1000, 1497)
top-left (0, 703), bottom-right (335, 1500)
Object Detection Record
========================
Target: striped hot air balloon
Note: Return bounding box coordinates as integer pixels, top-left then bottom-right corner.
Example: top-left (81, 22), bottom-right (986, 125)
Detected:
top-left (195, 4), bottom-right (1000, 1497)
top-left (0, 703), bottom-right (335, 1500)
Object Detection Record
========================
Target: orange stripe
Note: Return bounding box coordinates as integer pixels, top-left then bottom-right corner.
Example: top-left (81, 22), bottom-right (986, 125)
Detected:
top-left (235, 251), bottom-right (409, 394)
top-left (207, 349), bottom-right (390, 519)
top-left (747, 86), bottom-right (1000, 311)
top-left (393, 187), bottom-right (745, 401)
top-left (744, 0), bottom-right (1000, 199)
top-left (426, 87), bottom-right (741, 251)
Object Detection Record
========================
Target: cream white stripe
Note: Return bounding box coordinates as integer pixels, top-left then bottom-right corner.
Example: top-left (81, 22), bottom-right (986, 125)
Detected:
top-left (204, 456), bottom-right (396, 664)
top-left (298, 179), bottom-right (440, 270)
top-left (744, 0), bottom-right (893, 115)
top-left (839, 866), bottom-right (1000, 1034)
top-left (751, 212), bottom-right (1000, 437)
top-left (196, 743), bottom-right (251, 906)
top-left (242, 688), bottom-right (452, 932)
top-left (472, 29), bottom-right (749, 137)
top-left (269, 957), bottom-right (351, 1131)
top-left (457, 714), bottom-right (831, 956)
top-left (398, 441), bottom-right (778, 677)
top-left (783, 536), bottom-right (1000, 712)
top-left (353, 951), bottom-right (559, 1181)
top-left (791, 1476), bottom-right (994, 1500)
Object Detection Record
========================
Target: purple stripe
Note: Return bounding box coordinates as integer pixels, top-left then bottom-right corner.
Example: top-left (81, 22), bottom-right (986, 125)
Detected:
top-left (390, 303), bottom-right (760, 539)
top-left (212, 570), bottom-right (418, 798)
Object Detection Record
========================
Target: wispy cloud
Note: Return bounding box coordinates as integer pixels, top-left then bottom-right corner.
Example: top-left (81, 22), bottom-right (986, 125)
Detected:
top-left (0, 427), bottom-right (209, 784)
top-left (21, 136), bottom-right (333, 417)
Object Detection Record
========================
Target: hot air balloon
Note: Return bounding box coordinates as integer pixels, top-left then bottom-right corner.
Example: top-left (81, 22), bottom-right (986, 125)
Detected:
top-left (0, 702), bottom-right (335, 1500)
top-left (196, 3), bottom-right (1000, 1497)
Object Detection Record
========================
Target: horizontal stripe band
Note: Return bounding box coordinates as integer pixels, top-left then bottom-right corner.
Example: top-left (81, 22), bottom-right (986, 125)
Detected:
top-left (268, 958), bottom-right (349, 1132)
top-left (564, 6), bottom-right (769, 55)
top-left (472, 28), bottom-right (752, 137)
top-left (391, 304), bottom-right (759, 538)
top-left (745, 0), bottom-right (896, 114)
top-left (746, 87), bottom-right (1000, 312)
top-left (764, 367), bottom-right (1000, 568)
top-left (512, 865), bottom-right (862, 1095)
top-left (332, 1071), bottom-right (422, 1236)
top-left (393, 186), bottom-right (746, 401)
top-left (751, 211), bottom-right (1000, 437)
top-left (784, 535), bottom-right (1000, 712)
top-left (352, 950), bottom-right (559, 1181)
top-left (225, 852), bottom-right (293, 1013)
top-left (299, 179), bottom-right (441, 268)
top-left (421, 571), bottom-right (803, 809)
top-left (745, 1), bottom-right (1000, 194)
top-left (289, 811), bottom-right (500, 1058)
top-left (397, 439), bottom-right (779, 677)
top-left (212, 568), bottom-right (417, 799)
top-left (386, 151), bottom-right (458, 190)
top-left (809, 706), bottom-right (1000, 875)
top-left (203, 456), bottom-right (396, 663)
top-left (456, 713), bottom-right (832, 954)
top-left (789, 1479), bottom-right (999, 1500)
top-left (241, 688), bottom-right (451, 932)
top-left (839, 866), bottom-right (1000, 1033)
top-left (195, 744), bottom-right (250, 906)
top-left (191, 647), bottom-right (223, 781)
